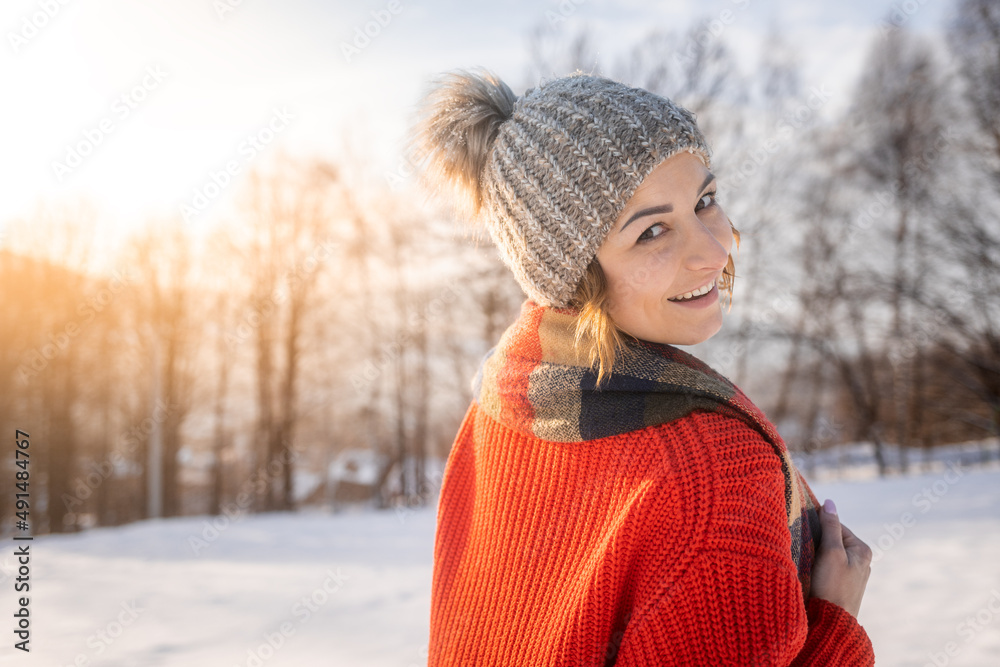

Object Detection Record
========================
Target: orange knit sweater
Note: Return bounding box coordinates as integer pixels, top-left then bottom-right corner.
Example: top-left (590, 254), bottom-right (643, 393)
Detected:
top-left (428, 400), bottom-right (876, 665)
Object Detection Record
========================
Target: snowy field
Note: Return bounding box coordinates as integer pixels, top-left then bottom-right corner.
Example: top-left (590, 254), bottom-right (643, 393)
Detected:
top-left (2, 462), bottom-right (998, 667)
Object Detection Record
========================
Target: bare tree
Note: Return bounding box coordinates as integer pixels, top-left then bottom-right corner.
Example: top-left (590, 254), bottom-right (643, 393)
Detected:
top-left (234, 156), bottom-right (342, 511)
top-left (123, 221), bottom-right (199, 517)
top-left (843, 26), bottom-right (952, 469)
top-left (948, 0), bottom-right (1000, 172)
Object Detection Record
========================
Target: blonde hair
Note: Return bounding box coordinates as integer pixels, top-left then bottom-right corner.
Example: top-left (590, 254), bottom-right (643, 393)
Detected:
top-left (568, 221), bottom-right (741, 386)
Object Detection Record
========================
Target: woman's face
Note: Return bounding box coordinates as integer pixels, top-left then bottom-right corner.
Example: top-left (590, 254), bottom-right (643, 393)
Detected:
top-left (595, 150), bottom-right (733, 347)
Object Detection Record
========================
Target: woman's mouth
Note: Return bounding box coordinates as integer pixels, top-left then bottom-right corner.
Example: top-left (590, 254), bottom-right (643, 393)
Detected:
top-left (668, 280), bottom-right (716, 302)
top-left (667, 280), bottom-right (720, 309)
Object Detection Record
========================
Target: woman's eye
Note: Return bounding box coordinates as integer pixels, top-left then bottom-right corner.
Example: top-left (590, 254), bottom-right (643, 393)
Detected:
top-left (637, 224), bottom-right (666, 242)
top-left (696, 191), bottom-right (718, 211)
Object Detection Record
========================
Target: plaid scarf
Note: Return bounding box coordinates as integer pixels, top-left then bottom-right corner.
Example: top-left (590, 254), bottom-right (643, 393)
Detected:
top-left (472, 299), bottom-right (821, 601)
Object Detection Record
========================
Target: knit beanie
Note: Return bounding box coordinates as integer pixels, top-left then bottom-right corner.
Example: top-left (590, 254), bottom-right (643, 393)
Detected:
top-left (408, 68), bottom-right (712, 308)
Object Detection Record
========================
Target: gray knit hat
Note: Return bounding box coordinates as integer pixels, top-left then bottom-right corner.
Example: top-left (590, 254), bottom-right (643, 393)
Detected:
top-left (409, 68), bottom-right (712, 308)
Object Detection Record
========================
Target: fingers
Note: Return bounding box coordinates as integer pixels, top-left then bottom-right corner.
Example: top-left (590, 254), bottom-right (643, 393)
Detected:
top-left (840, 523), bottom-right (874, 565)
top-left (829, 513), bottom-right (874, 567)
top-left (818, 498), bottom-right (845, 552)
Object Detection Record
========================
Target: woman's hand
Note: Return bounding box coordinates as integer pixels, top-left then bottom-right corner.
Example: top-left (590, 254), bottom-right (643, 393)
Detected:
top-left (808, 498), bottom-right (872, 619)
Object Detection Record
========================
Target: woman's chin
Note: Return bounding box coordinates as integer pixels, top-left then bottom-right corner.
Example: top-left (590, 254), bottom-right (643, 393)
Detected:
top-left (659, 310), bottom-right (725, 346)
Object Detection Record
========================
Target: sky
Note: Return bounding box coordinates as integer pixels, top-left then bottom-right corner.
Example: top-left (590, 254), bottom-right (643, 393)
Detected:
top-left (0, 0), bottom-right (952, 251)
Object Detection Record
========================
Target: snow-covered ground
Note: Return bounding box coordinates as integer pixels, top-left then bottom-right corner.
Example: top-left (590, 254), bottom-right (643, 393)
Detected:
top-left (1, 462), bottom-right (998, 666)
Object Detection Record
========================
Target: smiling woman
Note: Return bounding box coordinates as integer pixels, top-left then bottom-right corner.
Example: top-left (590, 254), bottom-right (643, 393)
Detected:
top-left (593, 152), bottom-right (736, 351)
top-left (409, 67), bottom-right (876, 666)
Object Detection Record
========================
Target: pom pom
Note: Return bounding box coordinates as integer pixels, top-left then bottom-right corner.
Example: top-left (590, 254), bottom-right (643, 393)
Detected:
top-left (406, 67), bottom-right (517, 220)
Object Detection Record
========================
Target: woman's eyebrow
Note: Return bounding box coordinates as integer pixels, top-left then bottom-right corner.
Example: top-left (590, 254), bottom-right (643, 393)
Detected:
top-left (618, 172), bottom-right (716, 234)
top-left (619, 204), bottom-right (672, 233)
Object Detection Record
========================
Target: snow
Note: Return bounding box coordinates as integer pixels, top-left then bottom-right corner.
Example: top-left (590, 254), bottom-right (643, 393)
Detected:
top-left (1, 463), bottom-right (998, 666)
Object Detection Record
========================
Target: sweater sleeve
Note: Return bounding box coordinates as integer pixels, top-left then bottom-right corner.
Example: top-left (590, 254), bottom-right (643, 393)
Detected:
top-left (612, 412), bottom-right (875, 666)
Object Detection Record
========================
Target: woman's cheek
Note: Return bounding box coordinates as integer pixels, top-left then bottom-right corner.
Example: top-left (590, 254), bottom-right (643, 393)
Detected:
top-left (647, 244), bottom-right (677, 282)
top-left (625, 249), bottom-right (663, 296)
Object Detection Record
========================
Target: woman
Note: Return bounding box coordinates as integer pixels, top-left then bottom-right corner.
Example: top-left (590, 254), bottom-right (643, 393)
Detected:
top-left (408, 68), bottom-right (874, 666)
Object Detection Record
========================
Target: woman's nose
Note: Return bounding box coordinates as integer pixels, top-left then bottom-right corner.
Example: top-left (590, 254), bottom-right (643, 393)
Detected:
top-left (681, 215), bottom-right (731, 271)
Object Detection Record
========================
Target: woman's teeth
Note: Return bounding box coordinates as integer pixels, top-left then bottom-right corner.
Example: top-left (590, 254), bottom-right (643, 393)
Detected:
top-left (669, 281), bottom-right (715, 302)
